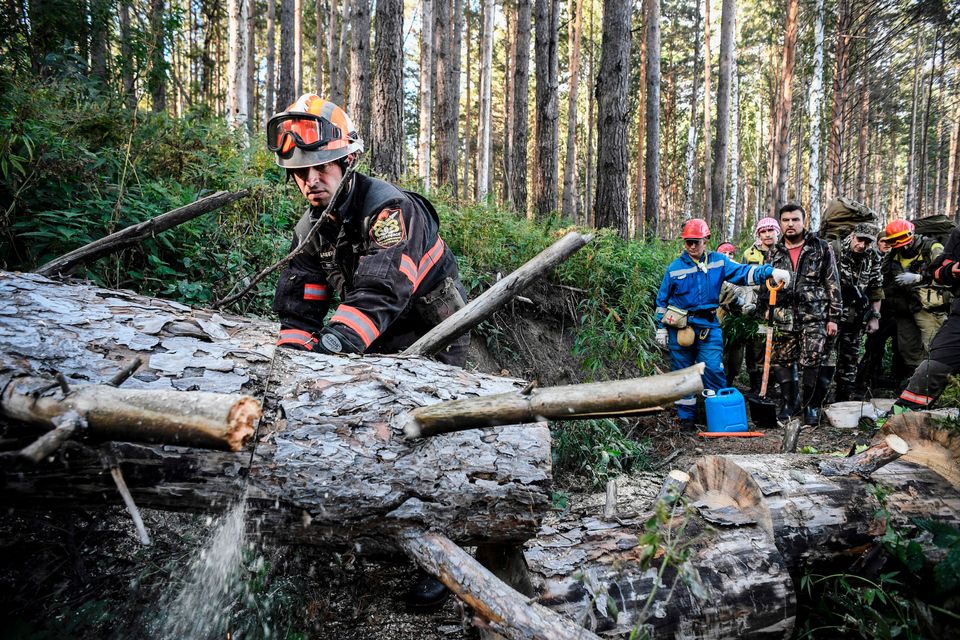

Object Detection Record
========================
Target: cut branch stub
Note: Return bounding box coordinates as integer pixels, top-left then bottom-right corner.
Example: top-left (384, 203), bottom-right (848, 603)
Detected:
top-left (819, 434), bottom-right (909, 478)
top-left (403, 363), bottom-right (705, 438)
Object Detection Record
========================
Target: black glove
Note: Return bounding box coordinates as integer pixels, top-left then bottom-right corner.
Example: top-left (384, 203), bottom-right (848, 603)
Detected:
top-left (313, 325), bottom-right (365, 355)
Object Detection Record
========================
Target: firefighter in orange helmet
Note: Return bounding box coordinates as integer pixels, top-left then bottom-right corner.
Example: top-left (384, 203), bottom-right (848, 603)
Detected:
top-left (268, 95), bottom-right (467, 612)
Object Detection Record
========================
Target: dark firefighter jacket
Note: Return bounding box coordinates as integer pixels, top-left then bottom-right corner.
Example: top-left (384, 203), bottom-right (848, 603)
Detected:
top-left (881, 234), bottom-right (948, 315)
top-left (273, 171), bottom-right (462, 359)
top-left (927, 227), bottom-right (960, 315)
top-left (758, 231), bottom-right (842, 332)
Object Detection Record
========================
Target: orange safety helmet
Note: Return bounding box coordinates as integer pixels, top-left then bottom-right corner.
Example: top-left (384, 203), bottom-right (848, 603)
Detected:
top-left (883, 219), bottom-right (915, 250)
top-left (266, 94), bottom-right (364, 169)
top-left (681, 218), bottom-right (711, 240)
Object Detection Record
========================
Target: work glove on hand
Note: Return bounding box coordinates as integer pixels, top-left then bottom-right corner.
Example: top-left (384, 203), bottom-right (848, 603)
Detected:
top-left (741, 303), bottom-right (757, 316)
top-left (771, 268), bottom-right (791, 287)
top-left (866, 317), bottom-right (880, 334)
top-left (655, 328), bottom-right (668, 348)
top-left (314, 326), bottom-right (365, 355)
top-left (895, 272), bottom-right (923, 286)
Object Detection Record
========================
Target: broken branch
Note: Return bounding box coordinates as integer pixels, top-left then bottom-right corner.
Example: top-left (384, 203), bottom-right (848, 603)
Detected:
top-left (819, 434), bottom-right (910, 477)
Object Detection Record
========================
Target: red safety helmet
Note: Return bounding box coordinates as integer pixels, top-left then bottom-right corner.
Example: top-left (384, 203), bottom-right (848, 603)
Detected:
top-left (717, 242), bottom-right (737, 256)
top-left (267, 94), bottom-right (364, 169)
top-left (883, 219), bottom-right (915, 250)
top-left (681, 218), bottom-right (711, 240)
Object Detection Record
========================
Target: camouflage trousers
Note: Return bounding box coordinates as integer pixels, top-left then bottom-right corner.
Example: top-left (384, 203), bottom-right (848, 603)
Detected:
top-left (771, 325), bottom-right (827, 369)
top-left (824, 321), bottom-right (865, 387)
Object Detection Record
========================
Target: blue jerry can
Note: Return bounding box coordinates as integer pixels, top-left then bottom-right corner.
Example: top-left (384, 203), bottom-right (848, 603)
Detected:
top-left (703, 388), bottom-right (749, 433)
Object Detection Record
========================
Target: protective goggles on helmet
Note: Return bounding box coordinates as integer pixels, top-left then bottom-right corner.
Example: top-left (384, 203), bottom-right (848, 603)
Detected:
top-left (266, 113), bottom-right (343, 158)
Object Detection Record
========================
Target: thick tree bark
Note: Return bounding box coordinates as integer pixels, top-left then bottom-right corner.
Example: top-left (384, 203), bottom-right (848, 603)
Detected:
top-left (827, 0), bottom-right (851, 203)
top-left (593, 0), bottom-right (631, 238)
top-left (418, 0), bottom-right (434, 188)
top-left (855, 80), bottom-right (871, 203)
top-left (119, 0), bottom-right (136, 109)
top-left (371, 0), bottom-right (404, 180)
top-left (88, 0), bottom-right (110, 82)
top-left (226, 0), bottom-right (250, 129)
top-left (643, 0), bottom-right (661, 237)
top-left (702, 0), bottom-right (712, 216)
top-left (0, 272), bottom-right (552, 552)
top-left (767, 0), bottom-right (797, 215)
top-left (265, 0), bottom-right (276, 123)
top-left (348, 0), bottom-right (371, 136)
top-left (276, 0), bottom-right (296, 112)
top-left (509, 0), bottom-right (532, 217)
top-left (433, 0), bottom-right (463, 195)
top-left (726, 60), bottom-right (739, 240)
top-left (533, 0), bottom-right (560, 219)
top-left (293, 0), bottom-right (302, 95)
top-left (477, 0), bottom-right (494, 199)
top-left (148, 0), bottom-right (167, 112)
top-left (807, 0), bottom-right (825, 230)
top-left (682, 4), bottom-right (701, 221)
top-left (710, 0), bottom-right (735, 232)
top-left (560, 0), bottom-right (584, 222)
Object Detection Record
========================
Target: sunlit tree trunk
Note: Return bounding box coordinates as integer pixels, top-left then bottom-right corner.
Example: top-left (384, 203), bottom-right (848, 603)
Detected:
top-left (711, 0), bottom-right (734, 230)
top-left (631, 13), bottom-right (646, 234)
top-left (434, 0), bottom-right (462, 196)
top-left (349, 0), bottom-right (371, 135)
top-left (327, 0), bottom-right (342, 101)
top-left (293, 0), bottom-right (302, 95)
top-left (227, 0), bottom-right (249, 129)
top-left (533, 0), bottom-right (560, 219)
top-left (856, 80), bottom-right (870, 203)
top-left (561, 0), bottom-right (584, 222)
top-left (682, 3), bottom-right (701, 221)
top-left (371, 0), bottom-right (404, 180)
top-left (827, 0), bottom-right (851, 203)
top-left (477, 0), bottom-right (494, 199)
top-left (906, 30), bottom-right (923, 216)
top-left (726, 59), bottom-right (739, 242)
top-left (418, 0), bottom-right (434, 188)
top-left (277, 0), bottom-right (296, 111)
top-left (584, 0), bottom-right (596, 225)
top-left (947, 95), bottom-right (960, 219)
top-left (462, 6), bottom-right (472, 198)
top-left (767, 0), bottom-right (797, 215)
top-left (807, 0), bottom-right (825, 229)
top-left (265, 0), bottom-right (276, 122)
top-left (644, 0), bottom-right (660, 237)
top-left (593, 0), bottom-right (631, 238)
top-left (702, 0), bottom-right (712, 215)
top-left (316, 0), bottom-right (326, 97)
top-left (917, 32), bottom-right (938, 218)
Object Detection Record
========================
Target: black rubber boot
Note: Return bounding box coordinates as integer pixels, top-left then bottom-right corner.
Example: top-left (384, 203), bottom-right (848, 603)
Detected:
top-left (773, 365), bottom-right (799, 423)
top-left (748, 370), bottom-right (762, 395)
top-left (405, 572), bottom-right (450, 613)
top-left (801, 366), bottom-right (834, 426)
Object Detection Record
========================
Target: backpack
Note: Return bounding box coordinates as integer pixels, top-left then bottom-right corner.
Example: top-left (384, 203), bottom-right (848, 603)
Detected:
top-left (818, 197), bottom-right (877, 240)
top-left (912, 214), bottom-right (957, 245)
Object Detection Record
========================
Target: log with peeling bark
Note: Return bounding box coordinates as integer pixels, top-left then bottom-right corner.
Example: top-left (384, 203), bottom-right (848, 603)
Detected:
top-left (35, 190), bottom-right (250, 277)
top-left (0, 271), bottom-right (552, 551)
top-left (402, 231), bottom-right (593, 358)
top-left (684, 418), bottom-right (960, 572)
top-left (403, 363), bottom-right (705, 438)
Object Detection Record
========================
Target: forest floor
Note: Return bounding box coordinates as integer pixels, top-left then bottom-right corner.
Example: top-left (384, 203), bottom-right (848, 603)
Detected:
top-left (0, 280), bottom-right (902, 640)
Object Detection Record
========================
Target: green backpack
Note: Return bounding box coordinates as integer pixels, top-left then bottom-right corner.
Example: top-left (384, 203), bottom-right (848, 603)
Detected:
top-left (912, 214), bottom-right (957, 245)
top-left (818, 197), bottom-right (877, 241)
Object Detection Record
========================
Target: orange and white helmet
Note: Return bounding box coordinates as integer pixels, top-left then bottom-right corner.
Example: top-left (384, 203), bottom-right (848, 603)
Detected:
top-left (266, 94), bottom-right (364, 169)
top-left (883, 219), bottom-right (915, 250)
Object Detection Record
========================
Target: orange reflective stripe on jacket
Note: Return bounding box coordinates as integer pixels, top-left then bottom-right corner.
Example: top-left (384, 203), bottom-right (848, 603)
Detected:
top-left (330, 305), bottom-right (381, 347)
top-left (277, 328), bottom-right (316, 349)
top-left (414, 237), bottom-right (446, 292)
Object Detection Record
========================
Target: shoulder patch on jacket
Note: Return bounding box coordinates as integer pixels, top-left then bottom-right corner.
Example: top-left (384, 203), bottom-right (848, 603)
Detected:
top-left (370, 208), bottom-right (406, 248)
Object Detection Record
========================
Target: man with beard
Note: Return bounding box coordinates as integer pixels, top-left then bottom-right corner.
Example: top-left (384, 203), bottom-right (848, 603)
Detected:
top-left (758, 204), bottom-right (842, 425)
top-left (825, 223), bottom-right (884, 401)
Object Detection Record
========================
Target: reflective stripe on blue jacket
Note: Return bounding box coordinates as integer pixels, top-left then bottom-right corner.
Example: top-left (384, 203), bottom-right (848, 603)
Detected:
top-left (655, 251), bottom-right (774, 328)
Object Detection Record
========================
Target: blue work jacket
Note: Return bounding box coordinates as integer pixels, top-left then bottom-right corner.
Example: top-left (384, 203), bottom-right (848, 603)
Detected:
top-left (656, 251), bottom-right (774, 328)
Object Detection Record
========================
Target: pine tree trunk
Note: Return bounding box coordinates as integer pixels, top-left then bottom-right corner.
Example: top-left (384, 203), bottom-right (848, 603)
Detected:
top-left (807, 0), bottom-right (825, 230)
top-left (561, 0), bottom-right (584, 222)
top-left (327, 0), bottom-right (341, 101)
top-left (827, 0), bottom-right (851, 203)
top-left (947, 96), bottom-right (960, 219)
top-left (907, 29), bottom-right (923, 215)
top-left (533, 0), bottom-right (560, 219)
top-left (462, 7), bottom-right (473, 198)
top-left (120, 0), bottom-right (136, 109)
top-left (349, 0), bottom-right (371, 136)
top-left (856, 80), bottom-right (870, 203)
top-left (293, 0), bottom-right (302, 95)
top-left (510, 0), bottom-right (530, 217)
top-left (643, 0), bottom-right (661, 237)
top-left (702, 0), bottom-right (712, 216)
top-left (767, 0), bottom-right (797, 215)
top-left (682, 4), bottom-right (701, 221)
top-left (317, 1), bottom-right (327, 99)
top-left (593, 0), bottom-right (631, 239)
top-left (710, 0), bottom-right (734, 231)
top-left (418, 0), bottom-right (434, 188)
top-left (265, 0), bottom-right (277, 122)
top-left (477, 0), bottom-right (494, 199)
top-left (371, 0), bottom-right (404, 180)
top-left (433, 0), bottom-right (462, 197)
top-left (917, 32), bottom-right (938, 218)
top-left (584, 0), bottom-right (596, 225)
top-left (89, 0), bottom-right (110, 82)
top-left (276, 0), bottom-right (296, 112)
top-left (149, 0), bottom-right (167, 112)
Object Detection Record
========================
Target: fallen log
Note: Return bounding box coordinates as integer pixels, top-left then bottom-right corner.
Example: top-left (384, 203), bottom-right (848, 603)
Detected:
top-left (0, 270), bottom-right (552, 551)
top-left (35, 190), bottom-right (250, 277)
top-left (402, 231), bottom-right (593, 358)
top-left (684, 420), bottom-right (960, 572)
top-left (403, 363), bottom-right (704, 438)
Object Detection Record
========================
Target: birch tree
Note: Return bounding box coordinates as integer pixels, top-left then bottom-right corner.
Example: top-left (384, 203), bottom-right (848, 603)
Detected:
top-left (561, 0), bottom-right (584, 222)
top-left (418, 0), bottom-right (434, 187)
top-left (682, 3), bottom-right (701, 220)
top-left (807, 0), bottom-right (825, 230)
top-left (371, 0), bottom-right (404, 180)
top-left (594, 0), bottom-right (631, 238)
top-left (644, 0), bottom-right (661, 237)
top-left (477, 0), bottom-right (494, 198)
top-left (226, 0), bottom-right (250, 130)
top-left (726, 60), bottom-right (739, 241)
top-left (702, 0), bottom-right (712, 214)
top-left (533, 0), bottom-right (560, 219)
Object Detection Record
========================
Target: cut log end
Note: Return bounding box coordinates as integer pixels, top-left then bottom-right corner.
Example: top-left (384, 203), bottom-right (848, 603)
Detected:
top-left (226, 396), bottom-right (263, 451)
top-left (880, 412), bottom-right (960, 487)
top-left (819, 434), bottom-right (909, 478)
top-left (403, 417), bottom-right (423, 440)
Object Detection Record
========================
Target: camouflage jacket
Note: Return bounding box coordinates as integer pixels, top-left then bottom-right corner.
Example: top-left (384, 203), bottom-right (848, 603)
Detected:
top-left (881, 234), bottom-right (948, 315)
top-left (758, 231), bottom-right (842, 332)
top-left (829, 237), bottom-right (884, 325)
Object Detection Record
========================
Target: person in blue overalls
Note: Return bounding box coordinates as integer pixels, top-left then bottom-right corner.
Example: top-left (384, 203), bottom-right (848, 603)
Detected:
top-left (655, 218), bottom-right (791, 429)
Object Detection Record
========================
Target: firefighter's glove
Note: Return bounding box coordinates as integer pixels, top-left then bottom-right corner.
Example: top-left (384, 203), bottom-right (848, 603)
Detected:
top-left (742, 303), bottom-right (757, 316)
top-left (771, 269), bottom-right (791, 287)
top-left (655, 328), bottom-right (668, 348)
top-left (314, 326), bottom-right (365, 355)
top-left (895, 272), bottom-right (922, 286)
top-left (866, 317), bottom-right (880, 334)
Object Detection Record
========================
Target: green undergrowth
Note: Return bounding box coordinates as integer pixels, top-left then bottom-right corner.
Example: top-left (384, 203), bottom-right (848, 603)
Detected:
top-left (1, 70), bottom-right (677, 379)
top-left (551, 419), bottom-right (653, 489)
